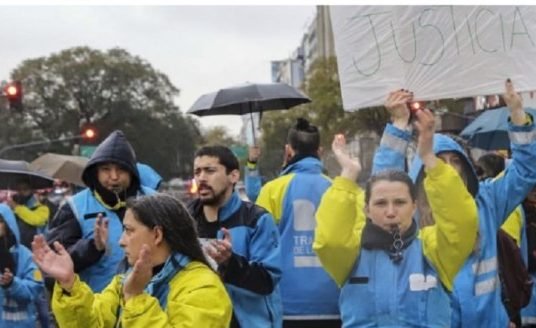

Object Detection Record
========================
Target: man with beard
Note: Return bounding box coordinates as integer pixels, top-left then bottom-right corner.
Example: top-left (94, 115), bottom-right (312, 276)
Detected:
top-left (46, 130), bottom-right (155, 293)
top-left (187, 145), bottom-right (283, 328)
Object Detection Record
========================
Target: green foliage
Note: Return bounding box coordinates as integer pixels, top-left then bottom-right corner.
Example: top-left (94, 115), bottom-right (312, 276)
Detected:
top-left (303, 57), bottom-right (390, 148)
top-left (4, 46), bottom-right (200, 179)
top-left (200, 126), bottom-right (239, 147)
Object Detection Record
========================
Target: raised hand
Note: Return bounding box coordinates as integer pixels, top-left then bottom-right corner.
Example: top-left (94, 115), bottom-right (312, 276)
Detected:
top-left (0, 268), bottom-right (13, 286)
top-left (384, 89), bottom-right (413, 129)
top-left (248, 146), bottom-right (261, 163)
top-left (332, 134), bottom-right (361, 181)
top-left (31, 235), bottom-right (75, 291)
top-left (205, 228), bottom-right (233, 266)
top-left (123, 244), bottom-right (153, 301)
top-left (413, 109), bottom-right (437, 169)
top-left (503, 79), bottom-right (526, 125)
top-left (94, 214), bottom-right (109, 252)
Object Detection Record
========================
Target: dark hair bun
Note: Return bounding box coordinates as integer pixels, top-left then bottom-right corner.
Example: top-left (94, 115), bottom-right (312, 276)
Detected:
top-left (296, 118), bottom-right (310, 130)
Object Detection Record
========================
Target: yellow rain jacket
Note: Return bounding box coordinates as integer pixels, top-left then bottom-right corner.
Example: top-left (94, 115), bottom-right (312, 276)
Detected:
top-left (52, 261), bottom-right (232, 328)
top-left (313, 160), bottom-right (478, 290)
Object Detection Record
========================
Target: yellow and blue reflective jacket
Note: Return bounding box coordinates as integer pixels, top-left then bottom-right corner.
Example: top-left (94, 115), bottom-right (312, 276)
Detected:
top-left (314, 160), bottom-right (478, 326)
top-left (52, 255), bottom-right (232, 328)
top-left (256, 157), bottom-right (340, 319)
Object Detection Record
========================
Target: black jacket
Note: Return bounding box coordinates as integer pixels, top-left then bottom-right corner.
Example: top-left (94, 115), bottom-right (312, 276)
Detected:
top-left (46, 130), bottom-right (140, 273)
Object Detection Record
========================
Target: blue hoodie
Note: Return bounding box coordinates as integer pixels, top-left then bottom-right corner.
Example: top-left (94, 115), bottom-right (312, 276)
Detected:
top-left (137, 163), bottom-right (163, 190)
top-left (373, 121), bottom-right (536, 327)
top-left (0, 204), bottom-right (44, 328)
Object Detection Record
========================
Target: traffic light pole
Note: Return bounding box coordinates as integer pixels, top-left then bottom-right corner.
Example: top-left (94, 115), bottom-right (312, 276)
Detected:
top-left (0, 135), bottom-right (84, 157)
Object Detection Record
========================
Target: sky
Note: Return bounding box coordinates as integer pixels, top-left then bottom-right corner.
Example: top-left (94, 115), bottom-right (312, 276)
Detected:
top-left (0, 5), bottom-right (316, 136)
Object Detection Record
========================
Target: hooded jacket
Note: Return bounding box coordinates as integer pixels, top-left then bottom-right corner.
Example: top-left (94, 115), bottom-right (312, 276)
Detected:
top-left (51, 253), bottom-right (232, 328)
top-left (46, 130), bottom-right (155, 292)
top-left (137, 163), bottom-right (163, 190)
top-left (372, 121), bottom-right (536, 327)
top-left (256, 157), bottom-right (340, 320)
top-left (0, 204), bottom-right (44, 328)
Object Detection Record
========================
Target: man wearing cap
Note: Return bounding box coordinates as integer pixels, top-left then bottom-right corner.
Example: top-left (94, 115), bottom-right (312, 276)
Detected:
top-left (46, 130), bottom-right (155, 292)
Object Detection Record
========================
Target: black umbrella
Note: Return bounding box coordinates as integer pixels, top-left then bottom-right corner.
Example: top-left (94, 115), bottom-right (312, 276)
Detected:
top-left (0, 159), bottom-right (54, 190)
top-left (188, 82), bottom-right (311, 144)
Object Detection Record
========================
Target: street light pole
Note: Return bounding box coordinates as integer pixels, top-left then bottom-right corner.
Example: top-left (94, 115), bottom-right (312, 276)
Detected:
top-left (0, 135), bottom-right (84, 157)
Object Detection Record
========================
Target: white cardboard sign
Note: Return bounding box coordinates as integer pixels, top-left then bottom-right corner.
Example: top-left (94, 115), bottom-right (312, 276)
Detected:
top-left (330, 6), bottom-right (536, 111)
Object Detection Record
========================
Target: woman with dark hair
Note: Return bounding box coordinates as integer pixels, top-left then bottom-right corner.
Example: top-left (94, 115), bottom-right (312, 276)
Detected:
top-left (314, 109), bottom-right (477, 326)
top-left (32, 193), bottom-right (232, 328)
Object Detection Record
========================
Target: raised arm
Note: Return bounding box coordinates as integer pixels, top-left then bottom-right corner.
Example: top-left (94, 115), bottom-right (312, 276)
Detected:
top-left (313, 134), bottom-right (365, 287)
top-left (414, 109), bottom-right (478, 291)
top-left (482, 79), bottom-right (536, 228)
top-left (372, 90), bottom-right (413, 174)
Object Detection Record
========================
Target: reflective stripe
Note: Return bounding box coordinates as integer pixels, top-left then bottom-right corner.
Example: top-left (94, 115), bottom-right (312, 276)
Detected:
top-left (509, 129), bottom-right (536, 144)
top-left (522, 316), bottom-right (536, 324)
top-left (472, 256), bottom-right (497, 275)
top-left (409, 273), bottom-right (438, 291)
top-left (284, 315), bottom-right (341, 320)
top-left (294, 255), bottom-right (322, 267)
top-left (380, 133), bottom-right (409, 154)
top-left (293, 199), bottom-right (316, 231)
top-left (474, 276), bottom-right (499, 296)
top-left (2, 310), bottom-right (29, 321)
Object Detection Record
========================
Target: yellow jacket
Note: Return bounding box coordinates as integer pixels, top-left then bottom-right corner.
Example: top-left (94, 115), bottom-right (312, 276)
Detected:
top-left (52, 261), bottom-right (232, 328)
top-left (313, 160), bottom-right (478, 291)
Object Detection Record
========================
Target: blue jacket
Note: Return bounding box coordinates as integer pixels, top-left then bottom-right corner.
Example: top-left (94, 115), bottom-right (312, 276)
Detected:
top-left (189, 192), bottom-right (283, 328)
top-left (374, 121), bottom-right (536, 327)
top-left (314, 160), bottom-right (477, 327)
top-left (67, 186), bottom-right (154, 292)
top-left (341, 238), bottom-right (450, 327)
top-left (0, 204), bottom-right (44, 328)
top-left (137, 163), bottom-right (163, 190)
top-left (256, 157), bottom-right (340, 319)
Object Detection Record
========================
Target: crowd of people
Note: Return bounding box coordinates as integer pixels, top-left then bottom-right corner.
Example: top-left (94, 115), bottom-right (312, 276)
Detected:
top-left (0, 79), bottom-right (535, 327)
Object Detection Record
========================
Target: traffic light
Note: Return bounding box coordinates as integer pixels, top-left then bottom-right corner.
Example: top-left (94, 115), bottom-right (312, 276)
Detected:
top-left (83, 127), bottom-right (96, 140)
top-left (3, 81), bottom-right (23, 111)
top-left (80, 125), bottom-right (98, 144)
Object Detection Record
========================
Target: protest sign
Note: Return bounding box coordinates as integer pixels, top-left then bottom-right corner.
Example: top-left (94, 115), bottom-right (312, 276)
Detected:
top-left (330, 6), bottom-right (536, 110)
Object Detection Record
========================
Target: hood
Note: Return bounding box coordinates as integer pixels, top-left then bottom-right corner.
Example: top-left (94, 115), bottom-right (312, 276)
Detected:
top-left (137, 163), bottom-right (163, 190)
top-left (280, 156), bottom-right (323, 176)
top-left (82, 130), bottom-right (140, 189)
top-left (409, 133), bottom-right (479, 197)
top-left (0, 203), bottom-right (20, 244)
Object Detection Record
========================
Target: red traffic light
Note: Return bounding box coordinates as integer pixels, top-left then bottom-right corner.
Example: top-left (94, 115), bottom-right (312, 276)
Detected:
top-left (3, 81), bottom-right (23, 111)
top-left (80, 125), bottom-right (98, 143)
top-left (83, 128), bottom-right (96, 139)
top-left (6, 85), bottom-right (19, 97)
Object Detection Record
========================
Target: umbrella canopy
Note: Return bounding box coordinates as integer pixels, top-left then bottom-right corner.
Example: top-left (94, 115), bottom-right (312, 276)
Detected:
top-left (0, 159), bottom-right (54, 190)
top-left (188, 82), bottom-right (310, 144)
top-left (460, 107), bottom-right (536, 150)
top-left (187, 82), bottom-right (311, 116)
top-left (30, 153), bottom-right (88, 187)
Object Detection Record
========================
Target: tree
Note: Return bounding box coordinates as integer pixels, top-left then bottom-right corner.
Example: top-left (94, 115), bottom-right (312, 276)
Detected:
top-left (200, 126), bottom-right (239, 147)
top-left (303, 57), bottom-right (389, 149)
top-left (6, 46), bottom-right (200, 179)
